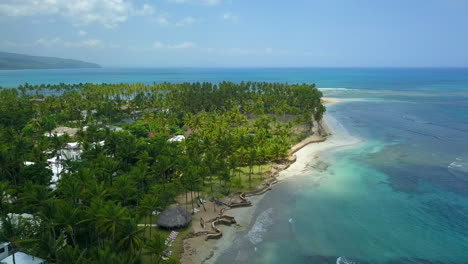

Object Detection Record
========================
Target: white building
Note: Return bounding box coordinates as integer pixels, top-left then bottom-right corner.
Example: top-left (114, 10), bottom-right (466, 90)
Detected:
top-left (44, 142), bottom-right (83, 190)
top-left (46, 156), bottom-right (63, 190)
top-left (0, 214), bottom-right (40, 232)
top-left (168, 135), bottom-right (185, 142)
top-left (60, 142), bottom-right (81, 160)
top-left (44, 127), bottom-right (78, 137)
top-left (80, 109), bottom-right (97, 120)
top-left (0, 251), bottom-right (46, 264)
top-left (107, 125), bottom-right (123, 132)
top-left (0, 242), bottom-right (11, 260)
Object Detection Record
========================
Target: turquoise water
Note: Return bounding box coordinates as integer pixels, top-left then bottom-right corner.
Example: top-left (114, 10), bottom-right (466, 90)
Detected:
top-left (215, 94), bottom-right (468, 264)
top-left (2, 68), bottom-right (468, 263)
top-left (215, 91), bottom-right (468, 263)
top-left (2, 67), bottom-right (468, 91)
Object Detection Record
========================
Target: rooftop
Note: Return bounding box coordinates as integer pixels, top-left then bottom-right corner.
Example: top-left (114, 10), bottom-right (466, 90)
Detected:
top-left (156, 207), bottom-right (192, 229)
top-left (44, 126), bottom-right (79, 137)
top-left (0, 252), bottom-right (46, 264)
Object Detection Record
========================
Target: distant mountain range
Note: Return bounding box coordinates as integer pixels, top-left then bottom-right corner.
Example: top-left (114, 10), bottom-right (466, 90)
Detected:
top-left (0, 51), bottom-right (101, 70)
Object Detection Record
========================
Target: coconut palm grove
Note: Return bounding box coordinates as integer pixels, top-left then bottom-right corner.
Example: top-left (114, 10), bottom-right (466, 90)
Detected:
top-left (0, 81), bottom-right (325, 263)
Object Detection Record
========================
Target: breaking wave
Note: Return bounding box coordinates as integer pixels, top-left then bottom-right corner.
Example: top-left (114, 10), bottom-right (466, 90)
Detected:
top-left (448, 156), bottom-right (468, 179)
top-left (319, 88), bottom-right (359, 96)
top-left (246, 208), bottom-right (274, 245)
top-left (336, 257), bottom-right (361, 264)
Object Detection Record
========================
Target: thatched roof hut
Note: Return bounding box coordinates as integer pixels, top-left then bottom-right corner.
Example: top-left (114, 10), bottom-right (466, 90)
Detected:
top-left (157, 207), bottom-right (192, 229)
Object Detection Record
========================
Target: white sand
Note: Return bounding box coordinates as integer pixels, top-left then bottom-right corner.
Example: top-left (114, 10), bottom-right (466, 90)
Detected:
top-left (181, 99), bottom-right (361, 264)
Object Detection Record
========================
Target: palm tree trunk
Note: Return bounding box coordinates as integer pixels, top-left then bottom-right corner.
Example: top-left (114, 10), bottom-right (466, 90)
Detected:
top-left (249, 166), bottom-right (253, 188)
top-left (190, 189), bottom-right (194, 214)
top-left (149, 214), bottom-right (153, 237)
top-left (185, 190), bottom-right (188, 211)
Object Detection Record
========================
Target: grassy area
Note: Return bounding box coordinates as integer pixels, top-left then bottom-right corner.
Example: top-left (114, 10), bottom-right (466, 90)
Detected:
top-left (138, 162), bottom-right (275, 263)
top-left (139, 221), bottom-right (193, 264)
top-left (197, 162), bottom-right (276, 197)
top-left (234, 162), bottom-right (275, 192)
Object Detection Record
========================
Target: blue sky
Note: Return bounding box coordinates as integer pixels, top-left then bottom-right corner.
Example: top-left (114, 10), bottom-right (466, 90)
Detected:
top-left (1, 0), bottom-right (468, 67)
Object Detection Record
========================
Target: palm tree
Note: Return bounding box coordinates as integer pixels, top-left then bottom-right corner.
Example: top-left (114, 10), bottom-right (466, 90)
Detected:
top-left (0, 181), bottom-right (13, 217)
top-left (140, 194), bottom-right (160, 237)
top-left (143, 233), bottom-right (166, 263)
top-left (118, 219), bottom-right (144, 255)
top-left (0, 216), bottom-right (39, 264)
top-left (96, 202), bottom-right (130, 242)
top-left (57, 246), bottom-right (88, 264)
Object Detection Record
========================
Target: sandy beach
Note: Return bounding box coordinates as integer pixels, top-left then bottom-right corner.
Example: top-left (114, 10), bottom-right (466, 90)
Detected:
top-left (180, 98), bottom-right (357, 264)
top-left (322, 97), bottom-right (342, 104)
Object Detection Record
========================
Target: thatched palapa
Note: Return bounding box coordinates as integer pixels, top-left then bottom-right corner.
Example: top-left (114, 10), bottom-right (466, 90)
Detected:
top-left (157, 207), bottom-right (192, 229)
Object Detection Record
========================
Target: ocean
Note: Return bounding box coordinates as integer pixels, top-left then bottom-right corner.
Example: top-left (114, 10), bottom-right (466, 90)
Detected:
top-left (2, 68), bottom-right (468, 264)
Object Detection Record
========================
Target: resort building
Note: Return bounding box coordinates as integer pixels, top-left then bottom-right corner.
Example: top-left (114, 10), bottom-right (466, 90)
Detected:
top-left (1, 213), bottom-right (41, 229)
top-left (0, 242), bottom-right (12, 260)
top-left (46, 156), bottom-right (63, 190)
top-left (107, 125), bottom-right (123, 131)
top-left (80, 109), bottom-right (97, 120)
top-left (44, 126), bottom-right (79, 137)
top-left (1, 221), bottom-right (45, 263)
top-left (44, 142), bottom-right (83, 188)
top-left (60, 142), bottom-right (81, 160)
top-left (169, 135), bottom-right (185, 142)
top-left (0, 251), bottom-right (47, 264)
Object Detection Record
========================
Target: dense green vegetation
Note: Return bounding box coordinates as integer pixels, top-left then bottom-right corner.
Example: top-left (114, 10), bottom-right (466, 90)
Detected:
top-left (0, 51), bottom-right (100, 70)
top-left (0, 81), bottom-right (325, 263)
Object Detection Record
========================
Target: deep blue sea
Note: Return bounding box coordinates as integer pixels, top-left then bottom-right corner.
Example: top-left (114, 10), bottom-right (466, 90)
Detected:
top-left (2, 68), bottom-right (468, 264)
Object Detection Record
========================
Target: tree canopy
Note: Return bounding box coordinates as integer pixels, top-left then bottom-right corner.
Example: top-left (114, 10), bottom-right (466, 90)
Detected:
top-left (0, 81), bottom-right (325, 263)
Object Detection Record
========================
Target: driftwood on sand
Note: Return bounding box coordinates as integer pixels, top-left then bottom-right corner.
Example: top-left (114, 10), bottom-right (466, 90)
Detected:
top-left (205, 215), bottom-right (237, 240)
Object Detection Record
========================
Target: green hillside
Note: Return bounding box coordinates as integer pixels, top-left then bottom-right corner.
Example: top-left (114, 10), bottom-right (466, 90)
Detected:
top-left (0, 51), bottom-right (101, 70)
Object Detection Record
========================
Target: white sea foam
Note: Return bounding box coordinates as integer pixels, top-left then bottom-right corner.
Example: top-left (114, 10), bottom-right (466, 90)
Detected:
top-left (336, 256), bottom-right (359, 264)
top-left (319, 87), bottom-right (358, 96)
top-left (319, 87), bottom-right (354, 91)
top-left (448, 157), bottom-right (468, 177)
top-left (246, 208), bottom-right (274, 245)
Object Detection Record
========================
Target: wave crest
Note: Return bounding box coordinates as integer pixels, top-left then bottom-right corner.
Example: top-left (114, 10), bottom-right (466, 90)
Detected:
top-left (336, 257), bottom-right (360, 264)
top-left (246, 208), bottom-right (274, 245)
top-left (448, 156), bottom-right (468, 179)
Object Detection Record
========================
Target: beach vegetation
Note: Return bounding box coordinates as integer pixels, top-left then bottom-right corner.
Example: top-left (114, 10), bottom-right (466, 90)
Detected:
top-left (0, 81), bottom-right (325, 263)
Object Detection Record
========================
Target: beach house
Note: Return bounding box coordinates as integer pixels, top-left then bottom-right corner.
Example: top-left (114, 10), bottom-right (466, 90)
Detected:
top-left (169, 135), bottom-right (185, 142)
top-left (0, 242), bottom-right (12, 260)
top-left (0, 251), bottom-right (47, 264)
top-left (43, 126), bottom-right (79, 137)
top-left (60, 142), bottom-right (81, 160)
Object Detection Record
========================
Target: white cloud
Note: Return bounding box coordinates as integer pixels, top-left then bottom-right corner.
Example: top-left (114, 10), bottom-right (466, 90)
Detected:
top-left (0, 40), bottom-right (32, 48)
top-left (222, 12), bottom-right (238, 22)
top-left (153, 15), bottom-right (170, 26)
top-left (152, 41), bottom-right (196, 49)
top-left (170, 42), bottom-right (196, 49)
top-left (1, 38), bottom-right (123, 50)
top-left (135, 4), bottom-right (154, 16)
top-left (203, 47), bottom-right (297, 56)
top-left (79, 39), bottom-right (103, 48)
top-left (168, 0), bottom-right (221, 6)
top-left (152, 41), bottom-right (166, 49)
top-left (36, 37), bottom-right (105, 48)
top-left (151, 15), bottom-right (197, 27)
top-left (78, 30), bottom-right (87, 37)
top-left (0, 0), bottom-right (156, 28)
top-left (175, 16), bottom-right (196, 26)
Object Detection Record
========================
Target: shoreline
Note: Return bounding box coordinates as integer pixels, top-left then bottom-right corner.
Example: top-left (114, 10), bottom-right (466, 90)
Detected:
top-left (180, 98), bottom-right (355, 264)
